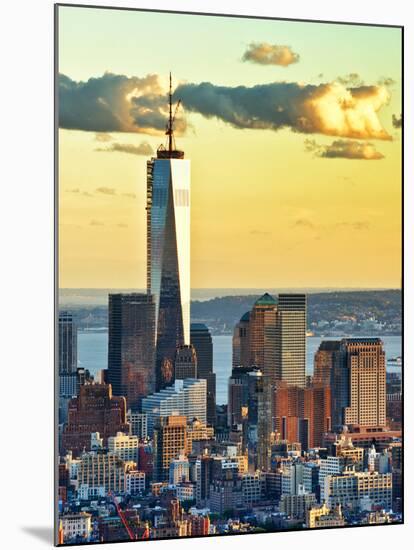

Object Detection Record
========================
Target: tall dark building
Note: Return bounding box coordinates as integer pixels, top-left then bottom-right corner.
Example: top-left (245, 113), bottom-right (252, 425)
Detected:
top-left (108, 293), bottom-right (155, 411)
top-left (275, 294), bottom-right (307, 388)
top-left (190, 323), bottom-right (216, 426)
top-left (314, 341), bottom-right (341, 386)
top-left (58, 311), bottom-right (80, 423)
top-left (174, 344), bottom-right (197, 379)
top-left (232, 311), bottom-right (250, 368)
top-left (59, 311), bottom-right (77, 375)
top-left (147, 76), bottom-right (190, 392)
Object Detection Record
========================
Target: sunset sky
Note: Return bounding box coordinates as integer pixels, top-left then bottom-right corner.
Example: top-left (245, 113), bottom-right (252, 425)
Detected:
top-left (58, 6), bottom-right (402, 289)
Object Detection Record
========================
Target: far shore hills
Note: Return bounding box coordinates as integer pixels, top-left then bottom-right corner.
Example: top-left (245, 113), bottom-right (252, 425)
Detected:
top-left (59, 288), bottom-right (401, 337)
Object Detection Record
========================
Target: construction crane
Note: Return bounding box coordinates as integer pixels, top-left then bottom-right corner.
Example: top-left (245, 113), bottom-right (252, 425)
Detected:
top-left (108, 491), bottom-right (150, 541)
top-left (108, 491), bottom-right (136, 541)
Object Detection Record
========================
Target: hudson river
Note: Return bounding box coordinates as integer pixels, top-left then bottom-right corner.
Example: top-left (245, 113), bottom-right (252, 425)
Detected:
top-left (78, 333), bottom-right (401, 406)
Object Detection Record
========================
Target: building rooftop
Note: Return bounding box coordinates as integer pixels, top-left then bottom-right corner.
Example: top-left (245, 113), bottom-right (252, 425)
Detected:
top-left (190, 323), bottom-right (210, 332)
top-left (254, 293), bottom-right (276, 307)
top-left (240, 311), bottom-right (250, 322)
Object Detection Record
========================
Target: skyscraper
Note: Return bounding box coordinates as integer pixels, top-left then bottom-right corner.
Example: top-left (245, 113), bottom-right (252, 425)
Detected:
top-left (275, 294), bottom-right (307, 388)
top-left (232, 312), bottom-right (250, 368)
top-left (147, 76), bottom-right (190, 391)
top-left (313, 341), bottom-right (341, 387)
top-left (248, 293), bottom-right (277, 372)
top-left (108, 293), bottom-right (156, 410)
top-left (58, 311), bottom-right (80, 423)
top-left (273, 381), bottom-right (331, 449)
top-left (190, 323), bottom-right (216, 425)
top-left (141, 378), bottom-right (207, 435)
top-left (342, 338), bottom-right (386, 429)
top-left (331, 338), bottom-right (387, 431)
top-left (61, 383), bottom-right (129, 457)
top-left (174, 344), bottom-right (197, 380)
top-left (59, 311), bottom-right (77, 375)
top-left (153, 415), bottom-right (188, 482)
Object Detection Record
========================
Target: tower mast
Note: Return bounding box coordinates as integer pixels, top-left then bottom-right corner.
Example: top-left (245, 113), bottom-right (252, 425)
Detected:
top-left (168, 72), bottom-right (173, 154)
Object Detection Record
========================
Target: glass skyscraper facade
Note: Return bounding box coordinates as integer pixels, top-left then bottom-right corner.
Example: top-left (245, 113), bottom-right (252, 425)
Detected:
top-left (275, 294), bottom-right (307, 388)
top-left (59, 311), bottom-right (77, 376)
top-left (147, 153), bottom-right (190, 391)
top-left (107, 293), bottom-right (156, 411)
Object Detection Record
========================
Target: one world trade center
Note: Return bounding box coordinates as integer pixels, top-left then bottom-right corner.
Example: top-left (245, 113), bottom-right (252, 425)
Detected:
top-left (146, 75), bottom-right (190, 391)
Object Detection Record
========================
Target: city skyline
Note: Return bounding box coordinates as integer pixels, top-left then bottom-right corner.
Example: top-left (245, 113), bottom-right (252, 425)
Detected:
top-left (58, 6), bottom-right (402, 290)
top-left (56, 6), bottom-right (402, 545)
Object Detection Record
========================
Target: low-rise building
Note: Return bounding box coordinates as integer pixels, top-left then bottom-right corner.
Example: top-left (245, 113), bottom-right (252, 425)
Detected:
top-left (59, 512), bottom-right (92, 543)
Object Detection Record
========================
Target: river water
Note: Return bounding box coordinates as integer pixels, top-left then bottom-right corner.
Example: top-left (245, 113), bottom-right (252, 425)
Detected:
top-left (78, 332), bottom-right (402, 406)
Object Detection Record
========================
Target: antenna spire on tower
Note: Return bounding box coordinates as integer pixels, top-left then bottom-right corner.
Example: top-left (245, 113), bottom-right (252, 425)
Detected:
top-left (168, 71), bottom-right (173, 153)
top-left (157, 72), bottom-right (184, 159)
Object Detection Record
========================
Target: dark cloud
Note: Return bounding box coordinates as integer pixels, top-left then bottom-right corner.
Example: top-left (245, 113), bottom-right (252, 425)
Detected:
top-left (122, 192), bottom-right (137, 199)
top-left (117, 223), bottom-right (128, 228)
top-left (337, 73), bottom-right (363, 86)
top-left (59, 72), bottom-right (185, 135)
top-left (96, 141), bottom-right (154, 156)
top-left (90, 220), bottom-right (104, 226)
top-left (96, 187), bottom-right (116, 195)
top-left (242, 43), bottom-right (300, 66)
top-left (59, 72), bottom-right (391, 140)
top-left (305, 139), bottom-right (384, 160)
top-left (66, 188), bottom-right (80, 193)
top-left (392, 114), bottom-right (402, 129)
top-left (378, 77), bottom-right (396, 87)
top-left (176, 81), bottom-right (391, 140)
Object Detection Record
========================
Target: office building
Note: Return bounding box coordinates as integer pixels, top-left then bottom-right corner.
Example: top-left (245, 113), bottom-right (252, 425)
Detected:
top-left (275, 294), bottom-right (307, 388)
top-left (324, 470), bottom-right (392, 512)
top-left (280, 491), bottom-right (317, 520)
top-left (248, 293), bottom-right (277, 374)
top-left (232, 312), bottom-right (250, 368)
top-left (59, 513), bottom-right (92, 543)
top-left (191, 323), bottom-right (216, 425)
top-left (142, 378), bottom-right (206, 435)
top-left (256, 375), bottom-right (273, 471)
top-left (241, 472), bottom-right (265, 505)
top-left (126, 410), bottom-right (148, 439)
top-left (313, 341), bottom-right (340, 386)
top-left (153, 415), bottom-right (188, 482)
top-left (108, 293), bottom-right (156, 410)
top-left (343, 338), bottom-right (386, 429)
top-left (58, 311), bottom-right (80, 423)
top-left (274, 382), bottom-right (331, 449)
top-left (78, 450), bottom-right (128, 497)
top-left (61, 383), bottom-right (129, 457)
top-left (306, 503), bottom-right (345, 528)
top-left (169, 454), bottom-right (190, 484)
top-left (174, 344), bottom-right (197, 380)
top-left (125, 470), bottom-right (146, 495)
top-left (108, 432), bottom-right (139, 464)
top-left (187, 418), bottom-right (214, 453)
top-left (147, 77), bottom-right (190, 391)
top-left (59, 311), bottom-right (77, 375)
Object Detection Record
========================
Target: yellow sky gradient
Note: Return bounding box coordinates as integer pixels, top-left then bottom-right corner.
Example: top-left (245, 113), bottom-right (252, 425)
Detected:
top-left (59, 117), bottom-right (401, 288)
top-left (58, 8), bottom-right (402, 289)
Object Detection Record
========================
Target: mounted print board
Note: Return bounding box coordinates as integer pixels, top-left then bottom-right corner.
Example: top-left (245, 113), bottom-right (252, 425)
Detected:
top-left (55, 3), bottom-right (403, 546)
